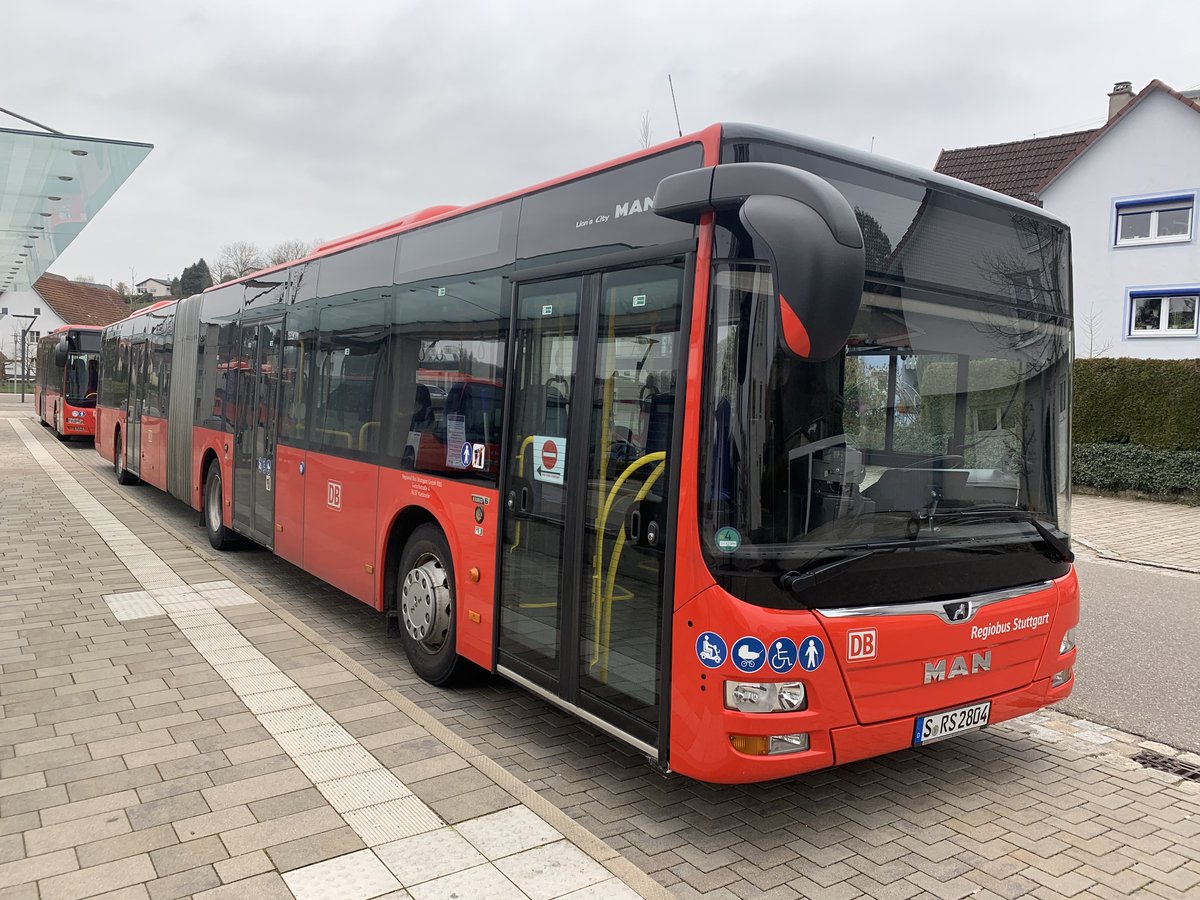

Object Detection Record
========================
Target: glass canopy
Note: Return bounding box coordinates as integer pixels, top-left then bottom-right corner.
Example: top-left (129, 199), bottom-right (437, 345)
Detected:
top-left (0, 126), bottom-right (152, 293)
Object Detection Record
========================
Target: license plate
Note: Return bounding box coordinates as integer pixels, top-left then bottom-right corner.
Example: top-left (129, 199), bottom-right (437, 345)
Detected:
top-left (913, 700), bottom-right (991, 746)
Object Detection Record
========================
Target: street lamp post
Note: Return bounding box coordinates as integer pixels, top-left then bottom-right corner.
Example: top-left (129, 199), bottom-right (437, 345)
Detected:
top-left (12, 313), bottom-right (38, 404)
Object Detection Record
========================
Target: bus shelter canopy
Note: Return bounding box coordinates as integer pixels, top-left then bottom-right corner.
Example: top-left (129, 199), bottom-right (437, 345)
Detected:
top-left (0, 125), bottom-right (152, 294)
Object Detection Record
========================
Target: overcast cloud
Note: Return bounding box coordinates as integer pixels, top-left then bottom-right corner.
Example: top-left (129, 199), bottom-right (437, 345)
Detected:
top-left (6, 0), bottom-right (1198, 288)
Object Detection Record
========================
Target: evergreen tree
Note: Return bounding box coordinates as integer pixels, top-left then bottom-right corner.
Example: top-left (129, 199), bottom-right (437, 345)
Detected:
top-left (180, 258), bottom-right (214, 296)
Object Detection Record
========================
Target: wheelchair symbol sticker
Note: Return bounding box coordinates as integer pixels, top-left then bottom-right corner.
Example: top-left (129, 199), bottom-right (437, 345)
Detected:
top-left (768, 637), bottom-right (798, 674)
top-left (696, 632), bottom-right (726, 668)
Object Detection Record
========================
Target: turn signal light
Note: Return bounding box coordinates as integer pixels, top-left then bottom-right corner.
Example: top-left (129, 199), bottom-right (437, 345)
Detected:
top-left (729, 733), bottom-right (810, 756)
top-left (1051, 667), bottom-right (1073, 688)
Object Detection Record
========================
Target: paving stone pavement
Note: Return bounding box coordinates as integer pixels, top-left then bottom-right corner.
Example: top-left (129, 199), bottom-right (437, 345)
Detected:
top-left (1072, 493), bottom-right (1200, 572)
top-left (2, 408), bottom-right (1199, 899)
top-left (0, 415), bottom-right (659, 900)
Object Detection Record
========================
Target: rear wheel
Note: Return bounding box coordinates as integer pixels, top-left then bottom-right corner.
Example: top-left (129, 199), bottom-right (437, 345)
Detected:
top-left (395, 524), bottom-right (466, 685)
top-left (203, 460), bottom-right (233, 550)
top-left (114, 431), bottom-right (136, 485)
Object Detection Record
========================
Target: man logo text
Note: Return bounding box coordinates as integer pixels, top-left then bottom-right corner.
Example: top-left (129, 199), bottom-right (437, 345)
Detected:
top-left (923, 651), bottom-right (991, 684)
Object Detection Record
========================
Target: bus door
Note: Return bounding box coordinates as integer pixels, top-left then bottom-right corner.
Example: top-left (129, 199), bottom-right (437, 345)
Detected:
top-left (231, 318), bottom-right (283, 547)
top-left (497, 261), bottom-right (686, 756)
top-left (126, 339), bottom-right (149, 477)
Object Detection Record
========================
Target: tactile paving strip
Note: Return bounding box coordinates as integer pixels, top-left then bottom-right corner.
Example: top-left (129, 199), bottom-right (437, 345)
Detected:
top-left (317, 768), bottom-right (412, 813)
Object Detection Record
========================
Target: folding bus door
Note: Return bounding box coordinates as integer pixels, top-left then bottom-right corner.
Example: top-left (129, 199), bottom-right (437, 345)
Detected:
top-left (231, 318), bottom-right (283, 548)
top-left (497, 261), bottom-right (686, 756)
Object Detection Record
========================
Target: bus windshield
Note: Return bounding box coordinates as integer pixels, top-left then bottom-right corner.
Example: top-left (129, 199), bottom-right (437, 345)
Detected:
top-left (701, 258), bottom-right (1072, 610)
top-left (65, 353), bottom-right (100, 406)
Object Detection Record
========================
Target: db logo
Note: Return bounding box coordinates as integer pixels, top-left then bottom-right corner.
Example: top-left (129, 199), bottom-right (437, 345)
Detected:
top-left (327, 480), bottom-right (343, 510)
top-left (847, 628), bottom-right (877, 661)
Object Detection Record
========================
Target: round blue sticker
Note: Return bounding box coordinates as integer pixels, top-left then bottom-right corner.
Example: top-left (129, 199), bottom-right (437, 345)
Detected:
top-left (799, 635), bottom-right (825, 672)
top-left (767, 637), bottom-right (799, 674)
top-left (731, 636), bottom-right (767, 673)
top-left (460, 442), bottom-right (473, 467)
top-left (696, 632), bottom-right (727, 669)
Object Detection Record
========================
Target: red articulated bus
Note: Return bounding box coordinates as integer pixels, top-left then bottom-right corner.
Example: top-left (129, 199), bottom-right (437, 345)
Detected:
top-left (36, 325), bottom-right (102, 440)
top-left (96, 123), bottom-right (1079, 783)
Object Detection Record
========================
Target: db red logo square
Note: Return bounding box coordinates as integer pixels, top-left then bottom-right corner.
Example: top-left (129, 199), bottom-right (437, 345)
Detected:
top-left (847, 628), bottom-right (876, 661)
top-left (327, 480), bottom-right (343, 510)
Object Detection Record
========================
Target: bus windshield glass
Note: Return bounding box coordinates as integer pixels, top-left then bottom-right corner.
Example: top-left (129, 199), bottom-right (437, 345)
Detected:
top-left (701, 193), bottom-right (1072, 610)
top-left (65, 353), bottom-right (100, 405)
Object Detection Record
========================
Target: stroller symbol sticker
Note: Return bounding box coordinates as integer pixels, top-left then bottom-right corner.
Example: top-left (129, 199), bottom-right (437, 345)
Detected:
top-left (731, 637), bottom-right (767, 673)
top-left (696, 632), bottom-right (727, 668)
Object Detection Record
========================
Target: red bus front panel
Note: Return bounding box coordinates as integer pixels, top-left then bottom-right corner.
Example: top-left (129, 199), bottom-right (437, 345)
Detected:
top-left (668, 570), bottom-right (1079, 783)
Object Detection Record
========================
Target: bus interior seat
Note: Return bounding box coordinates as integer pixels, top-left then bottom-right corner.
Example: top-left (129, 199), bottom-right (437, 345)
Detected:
top-left (411, 384), bottom-right (435, 431)
top-left (862, 467), bottom-right (969, 513)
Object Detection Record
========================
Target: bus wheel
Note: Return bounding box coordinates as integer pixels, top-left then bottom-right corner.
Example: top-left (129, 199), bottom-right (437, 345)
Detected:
top-left (114, 433), bottom-right (137, 485)
top-left (396, 525), bottom-right (464, 686)
top-left (203, 460), bottom-right (233, 550)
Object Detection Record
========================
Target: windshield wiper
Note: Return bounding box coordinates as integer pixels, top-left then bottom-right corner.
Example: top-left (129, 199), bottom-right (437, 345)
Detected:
top-left (779, 548), bottom-right (894, 593)
top-left (777, 535), bottom-right (972, 594)
top-left (927, 505), bottom-right (1074, 563)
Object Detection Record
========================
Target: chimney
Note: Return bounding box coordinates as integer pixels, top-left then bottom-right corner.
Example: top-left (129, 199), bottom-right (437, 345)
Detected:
top-left (1108, 81), bottom-right (1134, 119)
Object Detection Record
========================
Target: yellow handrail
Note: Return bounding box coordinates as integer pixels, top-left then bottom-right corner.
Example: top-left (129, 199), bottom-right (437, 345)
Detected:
top-left (588, 451), bottom-right (665, 675)
top-left (593, 460), bottom-right (666, 679)
top-left (509, 435), bottom-right (535, 553)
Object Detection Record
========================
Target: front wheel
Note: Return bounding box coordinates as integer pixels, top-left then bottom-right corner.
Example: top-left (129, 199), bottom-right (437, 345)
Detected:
top-left (203, 460), bottom-right (233, 550)
top-left (114, 432), bottom-right (137, 485)
top-left (395, 524), bottom-right (466, 686)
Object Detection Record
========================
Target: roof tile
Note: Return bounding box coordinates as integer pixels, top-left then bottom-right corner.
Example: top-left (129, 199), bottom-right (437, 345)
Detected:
top-left (33, 273), bottom-right (131, 327)
top-left (934, 130), bottom-right (1097, 203)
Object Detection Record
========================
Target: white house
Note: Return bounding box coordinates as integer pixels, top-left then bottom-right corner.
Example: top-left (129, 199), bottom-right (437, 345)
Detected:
top-left (0, 288), bottom-right (66, 379)
top-left (936, 80), bottom-right (1200, 359)
top-left (136, 277), bottom-right (173, 298)
top-left (0, 273), bottom-right (130, 380)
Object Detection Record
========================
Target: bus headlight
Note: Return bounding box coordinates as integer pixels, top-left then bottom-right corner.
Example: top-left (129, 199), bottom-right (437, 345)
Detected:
top-left (1059, 628), bottom-right (1076, 655)
top-left (724, 681), bottom-right (807, 713)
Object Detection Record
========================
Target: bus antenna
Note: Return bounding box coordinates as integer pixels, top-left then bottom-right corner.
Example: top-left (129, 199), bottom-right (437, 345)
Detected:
top-left (668, 74), bottom-right (683, 137)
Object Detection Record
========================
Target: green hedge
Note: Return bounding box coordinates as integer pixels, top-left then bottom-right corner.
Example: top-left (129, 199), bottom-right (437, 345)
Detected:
top-left (1074, 358), bottom-right (1200, 451)
top-left (1074, 442), bottom-right (1200, 498)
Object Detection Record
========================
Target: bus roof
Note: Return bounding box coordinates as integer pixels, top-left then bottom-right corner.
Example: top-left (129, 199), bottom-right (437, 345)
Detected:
top-left (204, 120), bottom-right (1066, 295)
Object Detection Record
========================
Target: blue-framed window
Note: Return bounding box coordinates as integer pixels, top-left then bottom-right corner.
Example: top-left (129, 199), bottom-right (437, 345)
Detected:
top-left (1114, 194), bottom-right (1194, 246)
top-left (1127, 288), bottom-right (1199, 338)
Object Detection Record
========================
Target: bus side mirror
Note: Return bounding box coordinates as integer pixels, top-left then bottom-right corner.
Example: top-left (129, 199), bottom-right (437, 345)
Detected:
top-left (54, 338), bottom-right (69, 368)
top-left (654, 162), bottom-right (866, 362)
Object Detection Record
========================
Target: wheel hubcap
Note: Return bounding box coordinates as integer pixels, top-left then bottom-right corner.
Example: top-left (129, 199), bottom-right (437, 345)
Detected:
top-left (400, 555), bottom-right (450, 651)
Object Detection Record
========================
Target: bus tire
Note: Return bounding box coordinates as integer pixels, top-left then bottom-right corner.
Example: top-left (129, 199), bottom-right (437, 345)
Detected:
top-left (114, 432), bottom-right (137, 485)
top-left (395, 524), bottom-right (465, 686)
top-left (203, 460), bottom-right (233, 550)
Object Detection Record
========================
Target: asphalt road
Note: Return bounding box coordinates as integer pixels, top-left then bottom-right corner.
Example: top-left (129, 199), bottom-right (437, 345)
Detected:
top-left (1061, 554), bottom-right (1200, 753)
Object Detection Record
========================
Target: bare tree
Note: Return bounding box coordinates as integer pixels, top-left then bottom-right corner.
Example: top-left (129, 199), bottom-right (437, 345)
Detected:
top-left (1080, 302), bottom-right (1113, 358)
top-left (267, 239), bottom-right (313, 267)
top-left (638, 111), bottom-right (652, 149)
top-left (213, 241), bottom-right (266, 283)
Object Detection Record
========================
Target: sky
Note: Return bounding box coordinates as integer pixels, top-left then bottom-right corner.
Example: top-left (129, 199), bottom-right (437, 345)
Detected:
top-left (5, 0), bottom-right (1200, 290)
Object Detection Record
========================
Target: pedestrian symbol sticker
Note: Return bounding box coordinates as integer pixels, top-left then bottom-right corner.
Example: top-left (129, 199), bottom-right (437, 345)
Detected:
top-left (768, 637), bottom-right (798, 674)
top-left (731, 637), bottom-right (766, 673)
top-left (460, 442), bottom-right (474, 468)
top-left (696, 632), bottom-right (726, 668)
top-left (799, 635), bottom-right (825, 672)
